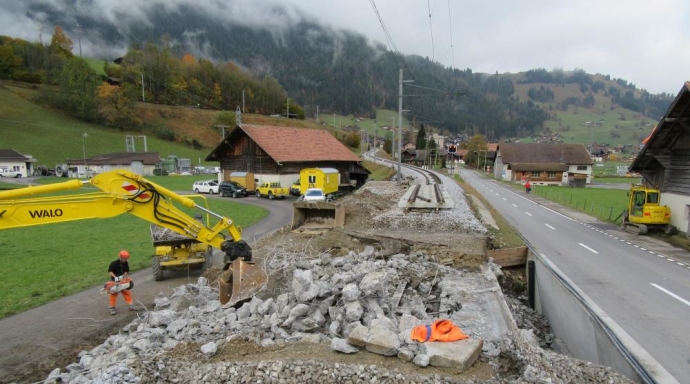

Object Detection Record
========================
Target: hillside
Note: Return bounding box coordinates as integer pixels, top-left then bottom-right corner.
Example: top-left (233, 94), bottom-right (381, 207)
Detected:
top-left (501, 71), bottom-right (663, 147)
top-left (0, 84), bottom-right (348, 168)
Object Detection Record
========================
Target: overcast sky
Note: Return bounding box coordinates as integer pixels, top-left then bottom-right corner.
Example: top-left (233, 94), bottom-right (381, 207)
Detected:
top-left (2, 0), bottom-right (688, 94)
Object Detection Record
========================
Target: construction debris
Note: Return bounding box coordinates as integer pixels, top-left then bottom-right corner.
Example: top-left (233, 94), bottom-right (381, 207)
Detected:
top-left (43, 174), bottom-right (634, 383)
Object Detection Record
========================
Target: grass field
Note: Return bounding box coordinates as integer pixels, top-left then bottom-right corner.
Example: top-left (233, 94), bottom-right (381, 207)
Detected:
top-left (0, 176), bottom-right (269, 319)
top-left (512, 183), bottom-right (629, 223)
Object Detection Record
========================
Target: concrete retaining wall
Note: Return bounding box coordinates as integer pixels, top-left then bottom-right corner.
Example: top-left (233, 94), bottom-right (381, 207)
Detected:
top-left (527, 250), bottom-right (678, 384)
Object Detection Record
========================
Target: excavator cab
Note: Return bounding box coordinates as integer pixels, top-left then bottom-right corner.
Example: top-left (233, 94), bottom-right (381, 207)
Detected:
top-left (621, 184), bottom-right (675, 235)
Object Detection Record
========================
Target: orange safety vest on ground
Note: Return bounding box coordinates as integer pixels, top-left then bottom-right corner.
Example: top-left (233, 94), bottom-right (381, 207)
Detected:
top-left (411, 319), bottom-right (469, 342)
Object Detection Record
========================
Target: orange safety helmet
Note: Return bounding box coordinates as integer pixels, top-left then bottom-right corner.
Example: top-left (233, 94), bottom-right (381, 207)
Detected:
top-left (118, 250), bottom-right (130, 259)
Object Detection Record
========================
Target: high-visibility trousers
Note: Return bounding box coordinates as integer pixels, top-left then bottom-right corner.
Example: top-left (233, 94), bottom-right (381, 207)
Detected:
top-left (109, 290), bottom-right (133, 307)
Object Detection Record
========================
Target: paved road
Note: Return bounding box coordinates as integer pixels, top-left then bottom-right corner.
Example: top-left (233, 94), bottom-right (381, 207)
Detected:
top-left (462, 170), bottom-right (690, 382)
top-left (0, 177), bottom-right (294, 382)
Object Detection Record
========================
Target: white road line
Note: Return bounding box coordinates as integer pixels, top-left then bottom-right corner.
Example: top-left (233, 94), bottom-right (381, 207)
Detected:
top-left (502, 197), bottom-right (507, 201)
top-left (525, 212), bottom-right (533, 217)
top-left (545, 224), bottom-right (555, 230)
top-left (678, 263), bottom-right (685, 266)
top-left (651, 283), bottom-right (690, 307)
top-left (579, 243), bottom-right (599, 254)
top-left (512, 203), bottom-right (517, 207)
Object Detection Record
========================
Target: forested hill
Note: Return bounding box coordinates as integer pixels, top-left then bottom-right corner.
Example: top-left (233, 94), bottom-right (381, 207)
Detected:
top-left (14, 2), bottom-right (672, 139)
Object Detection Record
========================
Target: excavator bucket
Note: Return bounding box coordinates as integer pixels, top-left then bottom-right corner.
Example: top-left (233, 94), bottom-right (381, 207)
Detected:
top-left (291, 201), bottom-right (345, 234)
top-left (219, 259), bottom-right (268, 306)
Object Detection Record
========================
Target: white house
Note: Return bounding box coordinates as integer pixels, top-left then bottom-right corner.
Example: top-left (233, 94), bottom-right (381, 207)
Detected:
top-left (0, 149), bottom-right (36, 177)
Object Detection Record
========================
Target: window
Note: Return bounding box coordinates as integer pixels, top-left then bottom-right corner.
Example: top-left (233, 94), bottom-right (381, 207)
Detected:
top-left (577, 165), bottom-right (587, 171)
top-left (531, 171), bottom-right (540, 178)
top-left (547, 172), bottom-right (556, 178)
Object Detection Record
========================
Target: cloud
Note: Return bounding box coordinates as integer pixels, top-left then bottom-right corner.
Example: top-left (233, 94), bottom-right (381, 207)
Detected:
top-left (1, 0), bottom-right (688, 94)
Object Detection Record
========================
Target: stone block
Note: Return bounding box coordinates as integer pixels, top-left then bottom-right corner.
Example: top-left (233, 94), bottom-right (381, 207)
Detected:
top-left (421, 338), bottom-right (483, 370)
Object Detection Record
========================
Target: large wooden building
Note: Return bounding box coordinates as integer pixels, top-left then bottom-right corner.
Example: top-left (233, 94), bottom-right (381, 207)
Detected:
top-left (630, 82), bottom-right (690, 234)
top-left (494, 143), bottom-right (593, 186)
top-left (206, 125), bottom-right (369, 188)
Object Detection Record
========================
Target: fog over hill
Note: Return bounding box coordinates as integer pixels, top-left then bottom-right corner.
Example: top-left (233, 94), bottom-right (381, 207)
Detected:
top-left (0, 0), bottom-right (679, 139)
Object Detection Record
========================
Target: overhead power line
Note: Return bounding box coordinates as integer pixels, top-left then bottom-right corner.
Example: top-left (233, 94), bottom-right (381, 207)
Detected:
top-left (427, 0), bottom-right (435, 62)
top-left (447, 0), bottom-right (455, 71)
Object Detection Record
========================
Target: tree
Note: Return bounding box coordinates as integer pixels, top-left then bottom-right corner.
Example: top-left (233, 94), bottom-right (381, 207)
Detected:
top-left (415, 124), bottom-right (427, 149)
top-left (96, 83), bottom-right (138, 130)
top-left (49, 26), bottom-right (73, 58)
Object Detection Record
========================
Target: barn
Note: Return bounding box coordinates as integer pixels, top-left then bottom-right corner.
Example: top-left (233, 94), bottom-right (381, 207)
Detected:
top-left (205, 125), bottom-right (369, 188)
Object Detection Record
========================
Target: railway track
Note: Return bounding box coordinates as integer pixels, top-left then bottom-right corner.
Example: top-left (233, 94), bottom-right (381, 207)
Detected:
top-left (365, 151), bottom-right (453, 211)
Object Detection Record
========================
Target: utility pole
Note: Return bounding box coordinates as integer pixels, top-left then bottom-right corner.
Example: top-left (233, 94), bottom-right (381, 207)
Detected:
top-left (74, 22), bottom-right (83, 57)
top-left (373, 123), bottom-right (377, 149)
top-left (286, 98), bottom-right (290, 118)
top-left (236, 106), bottom-right (242, 126)
top-left (397, 68), bottom-right (403, 183)
top-left (141, 73), bottom-right (145, 102)
top-left (333, 113), bottom-right (335, 127)
top-left (390, 116), bottom-right (396, 162)
top-left (242, 90), bottom-right (245, 113)
top-left (82, 132), bottom-right (87, 172)
top-left (316, 106), bottom-right (319, 124)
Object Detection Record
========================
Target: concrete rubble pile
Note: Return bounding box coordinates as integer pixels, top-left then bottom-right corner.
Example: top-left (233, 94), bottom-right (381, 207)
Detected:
top-left (44, 246), bottom-right (633, 383)
top-left (43, 172), bottom-right (633, 383)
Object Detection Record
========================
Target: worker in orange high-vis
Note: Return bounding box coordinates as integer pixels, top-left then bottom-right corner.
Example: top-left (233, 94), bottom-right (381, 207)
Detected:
top-left (411, 319), bottom-right (469, 342)
top-left (107, 250), bottom-right (135, 315)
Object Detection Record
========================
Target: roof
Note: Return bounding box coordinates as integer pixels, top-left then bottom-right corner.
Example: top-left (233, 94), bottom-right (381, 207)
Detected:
top-left (630, 82), bottom-right (690, 172)
top-left (66, 152), bottom-right (160, 165)
top-left (211, 125), bottom-right (361, 163)
top-left (497, 143), bottom-right (592, 165)
top-left (0, 149), bottom-right (33, 161)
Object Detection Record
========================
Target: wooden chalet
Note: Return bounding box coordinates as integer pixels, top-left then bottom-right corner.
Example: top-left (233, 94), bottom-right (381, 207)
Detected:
top-left (629, 82), bottom-right (690, 234)
top-left (495, 143), bottom-right (592, 186)
top-left (206, 125), bottom-right (369, 187)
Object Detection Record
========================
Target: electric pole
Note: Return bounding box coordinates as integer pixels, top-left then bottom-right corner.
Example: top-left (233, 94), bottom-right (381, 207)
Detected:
top-left (141, 73), bottom-right (145, 102)
top-left (242, 90), bottom-right (245, 113)
top-left (316, 106), bottom-right (319, 124)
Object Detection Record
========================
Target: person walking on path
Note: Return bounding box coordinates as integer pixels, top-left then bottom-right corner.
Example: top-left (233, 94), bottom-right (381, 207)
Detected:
top-left (525, 181), bottom-right (531, 194)
top-left (107, 250), bottom-right (134, 315)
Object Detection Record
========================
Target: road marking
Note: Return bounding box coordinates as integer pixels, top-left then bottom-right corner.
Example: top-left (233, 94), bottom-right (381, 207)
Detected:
top-left (657, 254), bottom-right (665, 258)
top-left (678, 263), bottom-right (685, 266)
top-left (651, 283), bottom-right (690, 307)
top-left (579, 243), bottom-right (599, 254)
top-left (502, 197), bottom-right (507, 201)
top-left (545, 224), bottom-right (555, 230)
top-left (640, 247), bottom-right (647, 251)
top-left (525, 212), bottom-right (532, 217)
top-left (667, 258), bottom-right (675, 262)
top-left (512, 203), bottom-right (517, 207)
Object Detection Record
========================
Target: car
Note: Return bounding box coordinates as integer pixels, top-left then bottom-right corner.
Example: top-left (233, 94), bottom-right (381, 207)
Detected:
top-left (289, 179), bottom-right (301, 196)
top-left (192, 180), bottom-right (219, 194)
top-left (301, 188), bottom-right (326, 202)
top-left (0, 169), bottom-right (22, 178)
top-left (219, 181), bottom-right (248, 198)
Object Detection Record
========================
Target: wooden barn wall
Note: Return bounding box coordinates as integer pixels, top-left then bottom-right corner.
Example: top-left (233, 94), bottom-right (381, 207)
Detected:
top-left (217, 132), bottom-right (279, 174)
top-left (665, 151), bottom-right (690, 195)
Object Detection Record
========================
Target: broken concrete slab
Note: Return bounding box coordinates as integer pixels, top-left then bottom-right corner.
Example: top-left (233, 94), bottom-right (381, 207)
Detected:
top-left (420, 338), bottom-right (484, 369)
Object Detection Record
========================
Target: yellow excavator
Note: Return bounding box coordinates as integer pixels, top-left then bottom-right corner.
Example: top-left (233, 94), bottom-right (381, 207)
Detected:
top-left (620, 184), bottom-right (677, 235)
top-left (0, 169), bottom-right (267, 306)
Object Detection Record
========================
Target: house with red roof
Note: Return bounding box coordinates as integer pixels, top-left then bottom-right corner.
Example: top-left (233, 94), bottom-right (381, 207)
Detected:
top-left (205, 125), bottom-right (369, 188)
top-left (495, 143), bottom-right (593, 186)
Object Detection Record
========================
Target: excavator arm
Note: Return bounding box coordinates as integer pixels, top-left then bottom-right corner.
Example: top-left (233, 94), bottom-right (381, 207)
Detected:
top-left (0, 169), bottom-right (266, 305)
